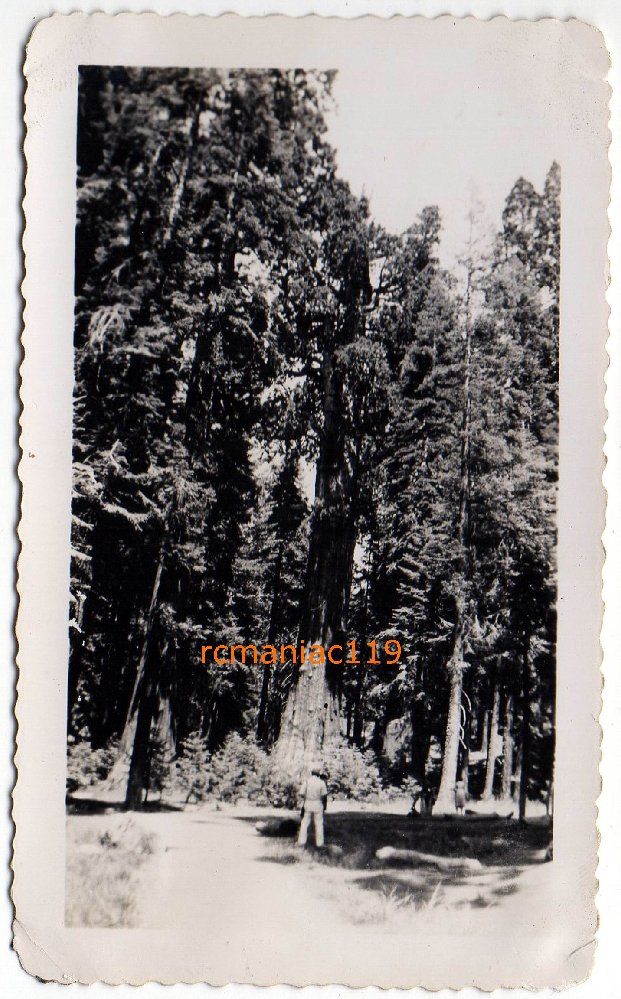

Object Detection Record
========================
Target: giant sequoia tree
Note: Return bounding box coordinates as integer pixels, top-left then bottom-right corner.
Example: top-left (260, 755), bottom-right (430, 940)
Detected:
top-left (69, 66), bottom-right (559, 813)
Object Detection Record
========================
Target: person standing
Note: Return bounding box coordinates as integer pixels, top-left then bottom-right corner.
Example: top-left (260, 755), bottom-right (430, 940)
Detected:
top-left (297, 764), bottom-right (328, 847)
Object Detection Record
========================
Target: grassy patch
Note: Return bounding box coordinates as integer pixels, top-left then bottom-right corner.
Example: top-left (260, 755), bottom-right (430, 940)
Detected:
top-left (255, 809), bottom-right (551, 927)
top-left (256, 810), bottom-right (551, 871)
top-left (65, 816), bottom-right (158, 927)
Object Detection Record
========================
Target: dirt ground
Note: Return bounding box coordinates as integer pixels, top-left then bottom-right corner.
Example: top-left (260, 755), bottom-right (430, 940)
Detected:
top-left (66, 798), bottom-right (555, 943)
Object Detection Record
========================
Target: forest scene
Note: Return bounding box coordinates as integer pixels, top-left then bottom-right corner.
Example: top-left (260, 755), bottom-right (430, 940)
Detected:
top-left (66, 66), bottom-right (558, 932)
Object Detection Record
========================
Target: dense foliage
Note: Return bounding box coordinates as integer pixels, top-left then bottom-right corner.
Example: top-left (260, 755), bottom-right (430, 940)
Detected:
top-left (68, 68), bottom-right (558, 816)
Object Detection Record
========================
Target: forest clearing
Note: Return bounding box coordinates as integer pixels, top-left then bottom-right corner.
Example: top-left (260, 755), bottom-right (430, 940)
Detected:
top-left (66, 797), bottom-right (554, 957)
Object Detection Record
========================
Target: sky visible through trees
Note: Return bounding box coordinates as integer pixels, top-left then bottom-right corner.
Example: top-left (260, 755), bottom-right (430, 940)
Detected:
top-left (68, 67), bottom-right (558, 817)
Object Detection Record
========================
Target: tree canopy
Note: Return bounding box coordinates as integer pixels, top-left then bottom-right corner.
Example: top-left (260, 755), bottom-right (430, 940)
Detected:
top-left (69, 67), bottom-right (559, 816)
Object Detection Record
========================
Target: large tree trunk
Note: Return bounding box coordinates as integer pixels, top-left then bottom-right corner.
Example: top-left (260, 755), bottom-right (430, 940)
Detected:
top-left (103, 548), bottom-right (164, 792)
top-left (274, 352), bottom-right (357, 773)
top-left (125, 684), bottom-right (156, 810)
top-left (482, 675), bottom-right (501, 800)
top-left (125, 636), bottom-right (174, 810)
top-left (501, 689), bottom-right (514, 798)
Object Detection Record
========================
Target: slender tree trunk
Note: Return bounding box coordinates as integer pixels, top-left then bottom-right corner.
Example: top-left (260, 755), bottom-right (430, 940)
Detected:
top-left (501, 689), bottom-right (514, 798)
top-left (480, 706), bottom-right (490, 757)
top-left (434, 263), bottom-right (473, 813)
top-left (410, 667), bottom-right (430, 781)
top-left (256, 662), bottom-right (272, 747)
top-left (411, 724), bottom-right (431, 784)
top-left (513, 743), bottom-right (522, 802)
top-left (153, 641), bottom-right (175, 753)
top-left (483, 676), bottom-right (501, 800)
top-left (352, 554), bottom-right (371, 748)
top-left (518, 637), bottom-right (533, 822)
top-left (435, 655), bottom-right (464, 813)
top-left (122, 551), bottom-right (164, 753)
top-left (436, 593), bottom-right (469, 812)
top-left (274, 352), bottom-right (358, 773)
top-left (460, 689), bottom-right (472, 795)
top-left (371, 714), bottom-right (388, 755)
top-left (351, 666), bottom-right (366, 748)
top-left (67, 589), bottom-right (88, 735)
top-left (257, 545), bottom-right (284, 744)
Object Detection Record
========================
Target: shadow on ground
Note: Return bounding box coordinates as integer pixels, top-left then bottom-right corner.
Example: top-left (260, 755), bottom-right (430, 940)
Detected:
top-left (239, 809), bottom-right (551, 872)
top-left (66, 795), bottom-right (183, 815)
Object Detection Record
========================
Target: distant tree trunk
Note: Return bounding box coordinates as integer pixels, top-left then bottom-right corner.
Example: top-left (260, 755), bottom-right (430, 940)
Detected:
top-left (256, 662), bottom-right (272, 747)
top-left (483, 675), bottom-right (501, 800)
top-left (518, 637), bottom-right (533, 822)
top-left (346, 701), bottom-right (353, 740)
top-left (371, 715), bottom-right (388, 755)
top-left (257, 545), bottom-right (284, 745)
top-left (153, 642), bottom-right (175, 752)
top-left (501, 689), bottom-right (514, 798)
top-left (351, 665), bottom-right (366, 748)
top-left (68, 467), bottom-right (125, 738)
top-left (513, 743), bottom-right (522, 802)
top-left (121, 551), bottom-right (164, 752)
top-left (410, 675), bottom-right (430, 782)
top-left (479, 705), bottom-right (490, 758)
top-left (459, 689), bottom-right (472, 795)
top-left (274, 352), bottom-right (357, 773)
top-left (352, 573), bottom-right (370, 748)
top-left (67, 587), bottom-right (88, 736)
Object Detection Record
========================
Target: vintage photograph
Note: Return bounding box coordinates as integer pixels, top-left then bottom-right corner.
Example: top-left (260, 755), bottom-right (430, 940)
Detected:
top-left (67, 61), bottom-right (558, 918)
top-left (16, 13), bottom-right (607, 988)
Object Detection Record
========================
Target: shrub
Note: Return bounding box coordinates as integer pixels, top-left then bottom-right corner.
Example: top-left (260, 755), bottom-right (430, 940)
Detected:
top-left (159, 733), bottom-right (386, 807)
top-left (318, 742), bottom-right (384, 801)
top-left (209, 733), bottom-right (269, 802)
top-left (259, 765), bottom-right (300, 809)
top-left (145, 738), bottom-right (174, 802)
top-left (173, 732), bottom-right (211, 805)
top-left (67, 740), bottom-right (119, 793)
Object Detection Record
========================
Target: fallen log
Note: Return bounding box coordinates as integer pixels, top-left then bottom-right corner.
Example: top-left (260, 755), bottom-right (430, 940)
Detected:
top-left (375, 846), bottom-right (482, 872)
top-left (255, 818), bottom-right (299, 838)
top-left (464, 809), bottom-right (513, 820)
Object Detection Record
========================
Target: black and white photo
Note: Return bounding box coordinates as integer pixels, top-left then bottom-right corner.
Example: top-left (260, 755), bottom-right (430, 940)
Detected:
top-left (15, 14), bottom-right (607, 987)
